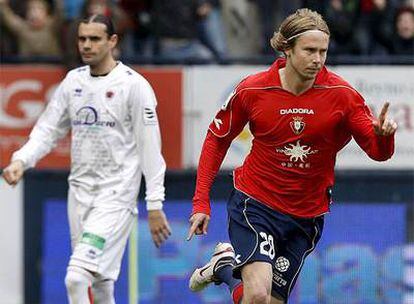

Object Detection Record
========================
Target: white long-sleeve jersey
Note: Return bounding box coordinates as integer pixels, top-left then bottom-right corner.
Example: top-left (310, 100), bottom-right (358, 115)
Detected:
top-left (12, 62), bottom-right (166, 210)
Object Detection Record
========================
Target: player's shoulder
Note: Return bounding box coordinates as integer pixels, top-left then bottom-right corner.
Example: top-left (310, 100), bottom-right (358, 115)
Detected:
top-left (317, 67), bottom-right (358, 94)
top-left (117, 62), bottom-right (138, 78)
top-left (117, 63), bottom-right (151, 87)
top-left (315, 67), bottom-right (364, 100)
top-left (236, 58), bottom-right (287, 91)
top-left (236, 68), bottom-right (274, 92)
top-left (55, 66), bottom-right (88, 90)
top-left (66, 65), bottom-right (89, 79)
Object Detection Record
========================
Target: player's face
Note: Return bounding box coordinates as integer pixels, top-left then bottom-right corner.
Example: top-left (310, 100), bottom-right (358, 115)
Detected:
top-left (285, 31), bottom-right (329, 81)
top-left (78, 22), bottom-right (117, 67)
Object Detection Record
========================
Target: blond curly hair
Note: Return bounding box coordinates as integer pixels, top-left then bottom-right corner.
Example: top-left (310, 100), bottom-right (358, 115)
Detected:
top-left (270, 8), bottom-right (330, 53)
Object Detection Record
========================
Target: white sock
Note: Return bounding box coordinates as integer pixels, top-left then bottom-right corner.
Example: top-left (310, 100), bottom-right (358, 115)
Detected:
top-left (93, 279), bottom-right (115, 304)
top-left (65, 266), bottom-right (94, 304)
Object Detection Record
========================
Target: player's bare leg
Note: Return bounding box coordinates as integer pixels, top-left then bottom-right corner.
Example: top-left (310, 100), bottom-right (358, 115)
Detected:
top-left (240, 261), bottom-right (275, 304)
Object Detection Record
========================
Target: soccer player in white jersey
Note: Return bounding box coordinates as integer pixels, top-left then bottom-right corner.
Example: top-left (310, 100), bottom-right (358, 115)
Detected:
top-left (2, 14), bottom-right (171, 304)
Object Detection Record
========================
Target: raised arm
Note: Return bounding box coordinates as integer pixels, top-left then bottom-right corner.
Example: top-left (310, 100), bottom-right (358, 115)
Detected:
top-left (347, 93), bottom-right (397, 161)
top-left (0, 0), bottom-right (26, 34)
top-left (50, 0), bottom-right (64, 30)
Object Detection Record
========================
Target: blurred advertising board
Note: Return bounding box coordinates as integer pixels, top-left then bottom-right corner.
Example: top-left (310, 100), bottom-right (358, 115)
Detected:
top-left (331, 66), bottom-right (414, 169)
top-left (184, 65), bottom-right (414, 169)
top-left (183, 65), bottom-right (259, 168)
top-left (42, 199), bottom-right (412, 304)
top-left (0, 65), bottom-right (183, 169)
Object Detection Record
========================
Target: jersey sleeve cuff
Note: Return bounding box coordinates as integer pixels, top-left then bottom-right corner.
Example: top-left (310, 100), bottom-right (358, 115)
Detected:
top-left (11, 154), bottom-right (29, 170)
top-left (191, 205), bottom-right (211, 216)
top-left (146, 200), bottom-right (163, 211)
top-left (377, 133), bottom-right (395, 158)
top-left (192, 196), bottom-right (211, 216)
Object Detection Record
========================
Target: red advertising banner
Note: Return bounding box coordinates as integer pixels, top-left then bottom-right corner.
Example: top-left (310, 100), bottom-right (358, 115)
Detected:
top-left (0, 65), bottom-right (182, 169)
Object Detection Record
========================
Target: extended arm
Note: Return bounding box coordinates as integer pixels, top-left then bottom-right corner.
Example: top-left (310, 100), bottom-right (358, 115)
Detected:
top-left (51, 0), bottom-right (64, 30)
top-left (186, 132), bottom-right (234, 240)
top-left (0, 0), bottom-right (26, 35)
top-left (2, 79), bottom-right (71, 185)
top-left (132, 76), bottom-right (171, 247)
top-left (347, 94), bottom-right (397, 161)
top-left (187, 89), bottom-right (248, 240)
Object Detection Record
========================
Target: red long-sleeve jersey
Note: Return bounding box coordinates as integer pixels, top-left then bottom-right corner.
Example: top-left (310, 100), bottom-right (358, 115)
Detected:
top-left (192, 58), bottom-right (395, 218)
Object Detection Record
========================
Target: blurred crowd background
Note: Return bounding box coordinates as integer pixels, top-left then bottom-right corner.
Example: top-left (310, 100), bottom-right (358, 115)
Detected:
top-left (1, 0), bottom-right (413, 69)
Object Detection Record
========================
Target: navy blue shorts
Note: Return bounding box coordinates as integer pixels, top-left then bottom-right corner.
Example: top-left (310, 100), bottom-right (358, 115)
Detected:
top-left (227, 189), bottom-right (324, 300)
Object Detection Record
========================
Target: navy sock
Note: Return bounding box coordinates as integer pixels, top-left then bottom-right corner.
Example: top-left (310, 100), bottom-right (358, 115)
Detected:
top-left (215, 264), bottom-right (241, 291)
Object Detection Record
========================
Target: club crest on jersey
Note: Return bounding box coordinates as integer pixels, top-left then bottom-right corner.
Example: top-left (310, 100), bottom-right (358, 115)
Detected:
top-left (106, 91), bottom-right (114, 99)
top-left (290, 116), bottom-right (305, 135)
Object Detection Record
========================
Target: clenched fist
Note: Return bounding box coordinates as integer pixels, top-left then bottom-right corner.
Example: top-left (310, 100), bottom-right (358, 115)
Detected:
top-left (2, 160), bottom-right (24, 186)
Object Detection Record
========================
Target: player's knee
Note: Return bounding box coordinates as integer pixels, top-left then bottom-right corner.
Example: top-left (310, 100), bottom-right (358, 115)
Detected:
top-left (243, 281), bottom-right (271, 304)
top-left (246, 287), bottom-right (271, 304)
top-left (64, 272), bottom-right (85, 293)
top-left (65, 266), bottom-right (93, 295)
top-left (93, 278), bottom-right (115, 304)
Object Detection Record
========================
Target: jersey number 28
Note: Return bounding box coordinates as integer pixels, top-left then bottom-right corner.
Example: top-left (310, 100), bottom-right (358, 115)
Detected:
top-left (259, 232), bottom-right (275, 259)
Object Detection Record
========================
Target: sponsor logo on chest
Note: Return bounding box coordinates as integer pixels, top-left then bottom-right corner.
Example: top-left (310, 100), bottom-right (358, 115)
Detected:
top-left (276, 140), bottom-right (318, 163)
top-left (280, 108), bottom-right (314, 115)
top-left (72, 106), bottom-right (116, 127)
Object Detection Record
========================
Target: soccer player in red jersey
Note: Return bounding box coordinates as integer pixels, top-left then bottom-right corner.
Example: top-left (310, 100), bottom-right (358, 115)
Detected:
top-left (186, 8), bottom-right (397, 304)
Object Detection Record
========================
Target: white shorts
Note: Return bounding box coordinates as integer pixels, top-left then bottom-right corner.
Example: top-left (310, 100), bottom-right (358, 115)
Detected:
top-left (67, 189), bottom-right (136, 280)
